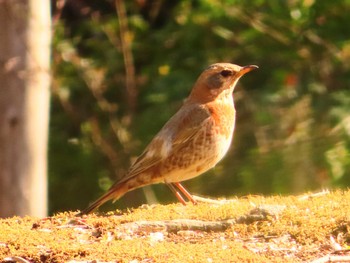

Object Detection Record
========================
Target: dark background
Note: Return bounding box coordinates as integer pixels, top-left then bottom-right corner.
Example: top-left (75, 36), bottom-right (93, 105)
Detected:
top-left (50, 0), bottom-right (350, 214)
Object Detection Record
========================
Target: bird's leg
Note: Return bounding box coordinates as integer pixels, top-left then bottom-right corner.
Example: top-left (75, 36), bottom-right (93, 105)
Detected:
top-left (166, 183), bottom-right (187, 205)
top-left (172, 182), bottom-right (198, 205)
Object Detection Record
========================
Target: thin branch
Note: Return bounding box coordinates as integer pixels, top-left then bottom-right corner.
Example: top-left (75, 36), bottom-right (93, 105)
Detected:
top-left (114, 205), bottom-right (283, 233)
top-left (89, 117), bottom-right (120, 172)
top-left (115, 0), bottom-right (137, 117)
top-left (52, 0), bottom-right (66, 30)
top-left (298, 189), bottom-right (330, 201)
top-left (310, 255), bottom-right (350, 263)
top-left (118, 219), bottom-right (236, 233)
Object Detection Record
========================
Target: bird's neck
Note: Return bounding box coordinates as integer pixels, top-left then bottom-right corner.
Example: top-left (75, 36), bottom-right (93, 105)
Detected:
top-left (187, 85), bottom-right (235, 105)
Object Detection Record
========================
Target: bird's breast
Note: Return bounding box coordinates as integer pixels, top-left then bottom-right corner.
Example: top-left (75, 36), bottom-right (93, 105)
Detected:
top-left (206, 101), bottom-right (236, 160)
top-left (206, 101), bottom-right (236, 139)
top-left (158, 101), bottom-right (236, 183)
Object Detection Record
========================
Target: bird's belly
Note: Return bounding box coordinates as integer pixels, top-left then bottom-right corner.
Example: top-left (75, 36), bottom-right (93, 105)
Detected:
top-left (161, 133), bottom-right (233, 183)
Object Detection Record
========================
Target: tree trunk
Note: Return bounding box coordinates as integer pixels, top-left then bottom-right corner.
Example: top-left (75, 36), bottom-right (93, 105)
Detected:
top-left (0, 0), bottom-right (51, 217)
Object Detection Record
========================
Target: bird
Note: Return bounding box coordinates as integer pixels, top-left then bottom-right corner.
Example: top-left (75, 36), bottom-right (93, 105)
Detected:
top-left (78, 62), bottom-right (258, 215)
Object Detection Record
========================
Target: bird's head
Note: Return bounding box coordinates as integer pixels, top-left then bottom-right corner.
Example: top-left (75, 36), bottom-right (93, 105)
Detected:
top-left (188, 63), bottom-right (258, 103)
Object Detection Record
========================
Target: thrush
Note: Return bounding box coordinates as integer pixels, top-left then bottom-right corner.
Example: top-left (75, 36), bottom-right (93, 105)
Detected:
top-left (79, 63), bottom-right (258, 215)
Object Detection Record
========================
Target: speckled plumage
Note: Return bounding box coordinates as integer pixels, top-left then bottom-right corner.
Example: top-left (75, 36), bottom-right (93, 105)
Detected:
top-left (79, 63), bottom-right (258, 215)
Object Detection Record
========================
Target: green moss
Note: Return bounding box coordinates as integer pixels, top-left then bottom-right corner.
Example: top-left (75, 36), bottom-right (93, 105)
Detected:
top-left (2, 190), bottom-right (350, 262)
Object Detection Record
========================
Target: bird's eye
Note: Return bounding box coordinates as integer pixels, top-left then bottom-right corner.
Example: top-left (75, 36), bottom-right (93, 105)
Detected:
top-left (220, 70), bottom-right (233, 77)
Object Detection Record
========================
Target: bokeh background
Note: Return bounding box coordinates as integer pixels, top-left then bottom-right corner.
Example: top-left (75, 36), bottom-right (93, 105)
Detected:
top-left (50, 0), bottom-right (350, 214)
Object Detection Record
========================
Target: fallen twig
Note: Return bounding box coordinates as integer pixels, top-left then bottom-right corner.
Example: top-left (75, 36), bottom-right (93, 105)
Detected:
top-left (192, 195), bottom-right (237, 204)
top-left (117, 205), bottom-right (285, 233)
top-left (298, 189), bottom-right (330, 201)
top-left (3, 256), bottom-right (31, 263)
top-left (310, 255), bottom-right (350, 263)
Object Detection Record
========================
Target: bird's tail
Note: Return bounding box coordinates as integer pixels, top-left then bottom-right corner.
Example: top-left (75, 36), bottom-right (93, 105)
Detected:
top-left (77, 182), bottom-right (128, 216)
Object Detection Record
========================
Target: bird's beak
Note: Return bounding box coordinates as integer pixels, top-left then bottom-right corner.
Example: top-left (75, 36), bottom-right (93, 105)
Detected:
top-left (238, 65), bottom-right (259, 77)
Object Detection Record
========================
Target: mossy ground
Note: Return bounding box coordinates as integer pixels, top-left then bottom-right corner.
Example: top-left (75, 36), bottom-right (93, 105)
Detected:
top-left (1, 190), bottom-right (350, 262)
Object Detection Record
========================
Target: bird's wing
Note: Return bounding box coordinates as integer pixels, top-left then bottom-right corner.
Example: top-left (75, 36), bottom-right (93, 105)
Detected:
top-left (117, 105), bottom-right (211, 184)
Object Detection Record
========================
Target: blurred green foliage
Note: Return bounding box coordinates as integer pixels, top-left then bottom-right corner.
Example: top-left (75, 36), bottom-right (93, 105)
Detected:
top-left (50, 0), bottom-right (350, 213)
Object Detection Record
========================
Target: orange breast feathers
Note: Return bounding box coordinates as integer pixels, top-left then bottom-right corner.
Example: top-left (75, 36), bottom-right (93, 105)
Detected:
top-left (206, 102), bottom-right (236, 138)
